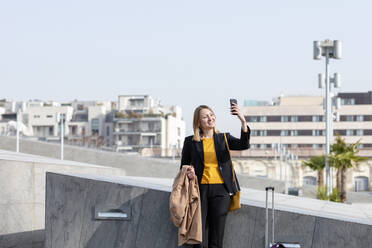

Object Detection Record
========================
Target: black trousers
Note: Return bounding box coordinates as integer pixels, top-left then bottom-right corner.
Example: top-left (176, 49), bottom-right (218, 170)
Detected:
top-left (189, 184), bottom-right (231, 248)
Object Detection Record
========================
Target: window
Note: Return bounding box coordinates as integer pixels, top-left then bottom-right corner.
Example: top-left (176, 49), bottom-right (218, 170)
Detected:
top-left (46, 115), bottom-right (53, 118)
top-left (259, 116), bottom-right (267, 122)
top-left (91, 118), bottom-right (99, 132)
top-left (298, 144), bottom-right (312, 148)
top-left (130, 99), bottom-right (144, 107)
top-left (290, 130), bottom-right (298, 136)
top-left (346, 129), bottom-right (354, 136)
top-left (313, 130), bottom-right (323, 136)
top-left (333, 130), bottom-right (341, 135)
top-left (260, 130), bottom-right (267, 136)
top-left (177, 127), bottom-right (181, 136)
top-left (365, 130), bottom-right (372, 135)
top-left (291, 116), bottom-right (298, 122)
top-left (312, 115), bottom-right (322, 122)
top-left (251, 116), bottom-right (258, 122)
top-left (281, 116), bottom-right (289, 122)
top-left (267, 130), bottom-right (281, 136)
top-left (299, 116), bottom-right (313, 122)
top-left (106, 126), bottom-right (110, 136)
top-left (281, 130), bottom-right (289, 136)
top-left (303, 176), bottom-right (317, 186)
top-left (49, 126), bottom-right (54, 136)
top-left (267, 116), bottom-right (281, 122)
top-left (346, 116), bottom-right (354, 122)
top-left (341, 98), bottom-right (355, 105)
top-left (357, 130), bottom-right (364, 136)
top-left (355, 176), bottom-right (369, 191)
top-left (299, 130), bottom-right (313, 136)
top-left (71, 126), bottom-right (77, 135)
top-left (356, 115), bottom-right (364, 122)
top-left (34, 115), bottom-right (40, 118)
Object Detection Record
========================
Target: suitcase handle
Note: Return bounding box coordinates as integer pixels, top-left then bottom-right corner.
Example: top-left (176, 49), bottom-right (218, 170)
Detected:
top-left (265, 186), bottom-right (275, 248)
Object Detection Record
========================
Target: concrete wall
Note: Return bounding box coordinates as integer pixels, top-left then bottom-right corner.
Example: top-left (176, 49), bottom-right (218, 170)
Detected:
top-left (0, 155), bottom-right (126, 248)
top-left (3, 135), bottom-right (372, 200)
top-left (0, 136), bottom-right (285, 192)
top-left (46, 173), bottom-right (372, 248)
top-left (0, 136), bottom-right (180, 178)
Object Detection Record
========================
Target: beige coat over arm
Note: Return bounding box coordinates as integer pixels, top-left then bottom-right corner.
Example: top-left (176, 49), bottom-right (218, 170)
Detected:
top-left (169, 165), bottom-right (202, 246)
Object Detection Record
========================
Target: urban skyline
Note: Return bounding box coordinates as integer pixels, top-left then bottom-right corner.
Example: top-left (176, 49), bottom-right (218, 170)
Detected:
top-left (2, 1), bottom-right (372, 137)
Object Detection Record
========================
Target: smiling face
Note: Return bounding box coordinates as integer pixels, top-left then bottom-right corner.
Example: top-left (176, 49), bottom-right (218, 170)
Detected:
top-left (199, 108), bottom-right (216, 131)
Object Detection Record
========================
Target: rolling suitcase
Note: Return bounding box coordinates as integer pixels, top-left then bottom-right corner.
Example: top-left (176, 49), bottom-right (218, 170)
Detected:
top-left (265, 187), bottom-right (301, 248)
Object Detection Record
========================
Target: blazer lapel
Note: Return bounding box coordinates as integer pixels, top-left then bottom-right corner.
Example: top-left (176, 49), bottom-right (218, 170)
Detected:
top-left (194, 140), bottom-right (204, 164)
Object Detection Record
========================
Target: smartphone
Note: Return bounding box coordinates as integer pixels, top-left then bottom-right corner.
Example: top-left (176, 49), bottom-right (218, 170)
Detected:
top-left (230, 98), bottom-right (237, 106)
top-left (230, 99), bottom-right (237, 115)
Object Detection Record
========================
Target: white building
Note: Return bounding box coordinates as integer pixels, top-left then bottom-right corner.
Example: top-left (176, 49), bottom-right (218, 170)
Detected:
top-left (68, 100), bottom-right (115, 147)
top-left (118, 95), bottom-right (160, 114)
top-left (0, 100), bottom-right (30, 136)
top-left (114, 95), bottom-right (186, 155)
top-left (27, 106), bottom-right (74, 139)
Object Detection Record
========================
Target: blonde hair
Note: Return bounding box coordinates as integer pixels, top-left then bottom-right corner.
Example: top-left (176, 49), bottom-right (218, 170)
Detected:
top-left (192, 105), bottom-right (219, 142)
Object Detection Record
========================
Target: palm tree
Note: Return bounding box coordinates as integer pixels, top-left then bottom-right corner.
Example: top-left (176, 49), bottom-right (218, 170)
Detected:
top-left (302, 155), bottom-right (326, 188)
top-left (330, 136), bottom-right (369, 203)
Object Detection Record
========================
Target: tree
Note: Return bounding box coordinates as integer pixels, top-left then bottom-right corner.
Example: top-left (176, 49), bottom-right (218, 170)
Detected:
top-left (303, 155), bottom-right (341, 201)
top-left (330, 136), bottom-right (369, 203)
top-left (302, 155), bottom-right (326, 187)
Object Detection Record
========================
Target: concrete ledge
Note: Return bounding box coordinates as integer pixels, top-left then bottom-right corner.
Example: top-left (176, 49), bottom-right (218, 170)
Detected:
top-left (45, 173), bottom-right (372, 248)
top-left (0, 150), bottom-right (127, 248)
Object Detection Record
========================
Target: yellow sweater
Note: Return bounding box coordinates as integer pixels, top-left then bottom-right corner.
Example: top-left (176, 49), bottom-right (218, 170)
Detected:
top-left (201, 137), bottom-right (224, 184)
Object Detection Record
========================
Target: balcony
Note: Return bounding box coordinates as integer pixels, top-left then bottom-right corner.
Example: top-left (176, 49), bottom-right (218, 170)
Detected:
top-left (113, 128), bottom-right (161, 134)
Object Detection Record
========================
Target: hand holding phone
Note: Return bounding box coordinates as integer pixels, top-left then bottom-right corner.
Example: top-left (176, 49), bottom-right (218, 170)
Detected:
top-left (230, 99), bottom-right (237, 115)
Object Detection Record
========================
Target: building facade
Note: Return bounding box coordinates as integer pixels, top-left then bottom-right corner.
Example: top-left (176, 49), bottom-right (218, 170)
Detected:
top-left (242, 93), bottom-right (372, 158)
top-left (240, 92), bottom-right (372, 192)
top-left (113, 95), bottom-right (186, 155)
top-left (27, 106), bottom-right (74, 139)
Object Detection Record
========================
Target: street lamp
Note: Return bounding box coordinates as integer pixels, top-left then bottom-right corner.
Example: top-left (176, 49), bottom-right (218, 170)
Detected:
top-left (16, 109), bottom-right (20, 153)
top-left (57, 113), bottom-right (66, 160)
top-left (313, 39), bottom-right (342, 196)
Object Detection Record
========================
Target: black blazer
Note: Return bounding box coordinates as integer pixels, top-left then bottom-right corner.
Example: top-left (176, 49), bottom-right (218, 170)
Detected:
top-left (180, 126), bottom-right (250, 195)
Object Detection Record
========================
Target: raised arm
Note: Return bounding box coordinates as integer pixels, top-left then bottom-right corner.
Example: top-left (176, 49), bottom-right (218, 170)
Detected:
top-left (228, 102), bottom-right (251, 150)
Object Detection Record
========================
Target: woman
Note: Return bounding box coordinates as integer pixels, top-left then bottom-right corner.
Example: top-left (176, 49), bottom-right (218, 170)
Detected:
top-left (180, 103), bottom-right (250, 248)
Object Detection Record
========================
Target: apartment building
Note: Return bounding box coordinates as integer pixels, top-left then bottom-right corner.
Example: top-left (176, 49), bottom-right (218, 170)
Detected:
top-left (242, 92), bottom-right (372, 158)
top-left (113, 95), bottom-right (186, 154)
top-left (66, 100), bottom-right (115, 147)
top-left (239, 92), bottom-right (372, 192)
top-left (0, 99), bottom-right (31, 136)
top-left (27, 105), bottom-right (74, 139)
top-left (0, 96), bottom-right (185, 153)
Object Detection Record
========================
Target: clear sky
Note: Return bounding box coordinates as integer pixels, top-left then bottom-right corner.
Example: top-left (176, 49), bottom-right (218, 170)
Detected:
top-left (1, 0), bottom-right (371, 136)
